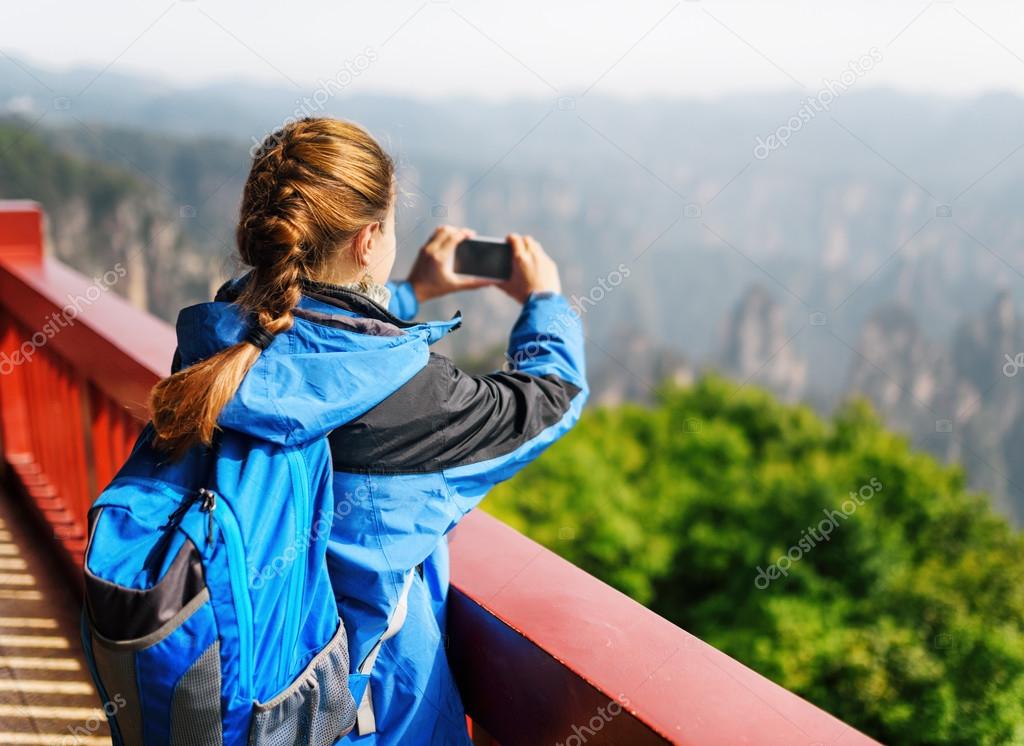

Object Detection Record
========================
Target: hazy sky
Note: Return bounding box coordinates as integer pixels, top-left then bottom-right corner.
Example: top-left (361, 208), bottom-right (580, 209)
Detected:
top-left (4, 0), bottom-right (1024, 99)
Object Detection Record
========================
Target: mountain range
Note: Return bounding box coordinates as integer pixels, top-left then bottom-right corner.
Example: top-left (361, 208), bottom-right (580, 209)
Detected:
top-left (2, 55), bottom-right (1024, 519)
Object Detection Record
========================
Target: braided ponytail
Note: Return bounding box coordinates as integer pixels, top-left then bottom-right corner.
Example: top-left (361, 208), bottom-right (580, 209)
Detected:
top-left (149, 117), bottom-right (394, 458)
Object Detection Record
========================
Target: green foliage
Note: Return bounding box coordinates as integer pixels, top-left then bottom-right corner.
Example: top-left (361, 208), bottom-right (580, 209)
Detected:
top-left (0, 116), bottom-right (154, 272)
top-left (486, 375), bottom-right (1024, 745)
top-left (0, 117), bottom-right (140, 215)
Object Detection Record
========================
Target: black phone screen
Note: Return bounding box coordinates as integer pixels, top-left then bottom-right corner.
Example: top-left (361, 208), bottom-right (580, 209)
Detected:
top-left (453, 237), bottom-right (513, 280)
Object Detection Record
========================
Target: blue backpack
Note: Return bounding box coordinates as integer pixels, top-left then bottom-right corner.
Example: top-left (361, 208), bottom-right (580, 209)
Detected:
top-left (81, 425), bottom-right (364, 745)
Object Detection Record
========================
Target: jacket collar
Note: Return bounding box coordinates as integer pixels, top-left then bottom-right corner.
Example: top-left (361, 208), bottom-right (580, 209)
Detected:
top-left (213, 273), bottom-right (462, 345)
top-left (299, 278), bottom-right (415, 328)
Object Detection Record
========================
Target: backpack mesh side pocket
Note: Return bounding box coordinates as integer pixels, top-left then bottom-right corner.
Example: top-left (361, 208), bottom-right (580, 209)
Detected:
top-left (171, 640), bottom-right (224, 746)
top-left (248, 619), bottom-right (355, 746)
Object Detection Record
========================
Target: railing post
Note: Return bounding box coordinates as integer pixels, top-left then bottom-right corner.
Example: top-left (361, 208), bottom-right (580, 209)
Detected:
top-left (0, 200), bottom-right (44, 264)
top-left (0, 202), bottom-right (45, 466)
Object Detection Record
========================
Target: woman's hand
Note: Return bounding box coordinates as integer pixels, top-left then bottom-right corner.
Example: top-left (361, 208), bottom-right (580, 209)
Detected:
top-left (499, 233), bottom-right (562, 304)
top-left (406, 225), bottom-right (496, 303)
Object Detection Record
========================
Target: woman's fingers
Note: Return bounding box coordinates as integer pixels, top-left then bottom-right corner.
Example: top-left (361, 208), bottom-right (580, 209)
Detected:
top-left (524, 235), bottom-right (542, 257)
top-left (440, 227), bottom-right (473, 260)
top-left (408, 225), bottom-right (492, 301)
top-left (499, 232), bottom-right (561, 302)
top-left (423, 225), bottom-right (461, 256)
top-left (507, 233), bottom-right (527, 258)
top-left (426, 226), bottom-right (473, 262)
top-left (423, 224), bottom-right (449, 254)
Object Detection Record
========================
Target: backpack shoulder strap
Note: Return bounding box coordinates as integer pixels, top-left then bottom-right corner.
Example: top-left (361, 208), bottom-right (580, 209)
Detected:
top-left (355, 569), bottom-right (415, 735)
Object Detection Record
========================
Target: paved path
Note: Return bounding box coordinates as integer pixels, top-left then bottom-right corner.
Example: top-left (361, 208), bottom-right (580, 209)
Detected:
top-left (0, 486), bottom-right (110, 745)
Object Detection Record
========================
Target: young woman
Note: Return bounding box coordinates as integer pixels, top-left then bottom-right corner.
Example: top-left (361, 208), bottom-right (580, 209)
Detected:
top-left (149, 117), bottom-right (587, 744)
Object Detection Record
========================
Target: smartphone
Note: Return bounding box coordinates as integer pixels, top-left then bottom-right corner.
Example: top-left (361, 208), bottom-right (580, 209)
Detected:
top-left (453, 236), bottom-right (513, 280)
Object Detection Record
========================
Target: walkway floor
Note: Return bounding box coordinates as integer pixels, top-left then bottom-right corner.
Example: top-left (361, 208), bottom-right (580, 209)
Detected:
top-left (0, 483), bottom-right (110, 745)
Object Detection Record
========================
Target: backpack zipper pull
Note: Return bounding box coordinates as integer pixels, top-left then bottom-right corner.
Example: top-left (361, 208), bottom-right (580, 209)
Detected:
top-left (161, 494), bottom-right (197, 530)
top-left (198, 488), bottom-right (217, 547)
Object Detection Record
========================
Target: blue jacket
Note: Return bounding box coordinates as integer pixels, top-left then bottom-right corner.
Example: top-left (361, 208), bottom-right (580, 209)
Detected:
top-left (195, 278), bottom-right (588, 745)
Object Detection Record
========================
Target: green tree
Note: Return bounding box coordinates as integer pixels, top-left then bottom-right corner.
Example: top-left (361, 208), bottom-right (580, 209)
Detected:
top-left (486, 375), bottom-right (1024, 745)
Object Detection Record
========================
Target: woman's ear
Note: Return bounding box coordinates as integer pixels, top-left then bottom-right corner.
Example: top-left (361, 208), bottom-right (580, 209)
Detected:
top-left (352, 222), bottom-right (378, 269)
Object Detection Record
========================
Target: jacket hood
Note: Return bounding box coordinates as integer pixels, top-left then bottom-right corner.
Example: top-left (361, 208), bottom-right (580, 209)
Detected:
top-left (173, 288), bottom-right (460, 446)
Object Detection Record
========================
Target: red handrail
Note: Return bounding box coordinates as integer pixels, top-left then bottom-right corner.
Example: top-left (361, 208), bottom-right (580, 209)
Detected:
top-left (0, 201), bottom-right (175, 566)
top-left (0, 201), bottom-right (880, 745)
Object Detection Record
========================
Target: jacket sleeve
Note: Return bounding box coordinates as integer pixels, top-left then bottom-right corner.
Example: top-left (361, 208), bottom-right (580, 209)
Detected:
top-left (439, 291), bottom-right (587, 517)
top-left (385, 280), bottom-right (419, 321)
top-left (328, 292), bottom-right (587, 526)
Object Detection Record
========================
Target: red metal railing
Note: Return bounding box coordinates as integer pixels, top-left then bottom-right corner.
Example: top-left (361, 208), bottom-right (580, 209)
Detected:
top-left (0, 202), bottom-right (172, 566)
top-left (0, 201), bottom-right (880, 745)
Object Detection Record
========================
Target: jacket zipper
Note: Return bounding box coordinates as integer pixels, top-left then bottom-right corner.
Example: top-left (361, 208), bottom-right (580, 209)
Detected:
top-left (280, 449), bottom-right (310, 685)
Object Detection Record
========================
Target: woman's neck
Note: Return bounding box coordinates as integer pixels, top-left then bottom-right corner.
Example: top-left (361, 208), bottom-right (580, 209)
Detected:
top-left (307, 273), bottom-right (392, 309)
